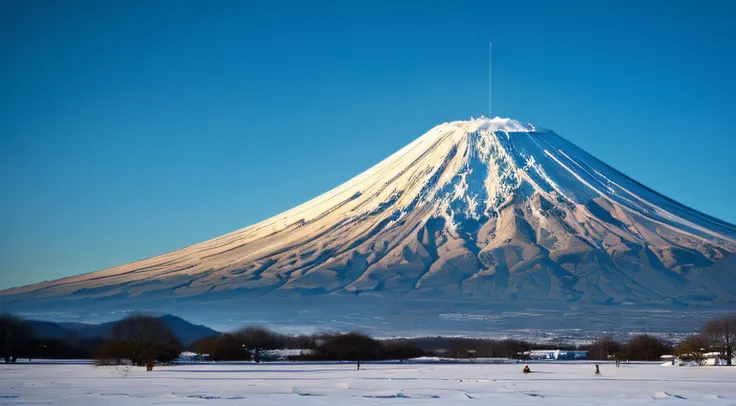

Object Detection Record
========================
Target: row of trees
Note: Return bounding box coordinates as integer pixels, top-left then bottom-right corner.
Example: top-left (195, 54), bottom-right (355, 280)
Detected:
top-left (3, 313), bottom-right (735, 370)
top-left (191, 326), bottom-right (311, 361)
top-left (402, 337), bottom-right (538, 359)
top-left (586, 335), bottom-right (672, 361)
top-left (191, 328), bottom-right (424, 362)
top-left (587, 316), bottom-right (736, 365)
top-left (287, 333), bottom-right (424, 362)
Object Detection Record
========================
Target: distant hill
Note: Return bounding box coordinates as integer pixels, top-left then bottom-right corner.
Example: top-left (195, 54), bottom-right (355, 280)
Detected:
top-left (26, 314), bottom-right (220, 346)
top-left (157, 314), bottom-right (221, 346)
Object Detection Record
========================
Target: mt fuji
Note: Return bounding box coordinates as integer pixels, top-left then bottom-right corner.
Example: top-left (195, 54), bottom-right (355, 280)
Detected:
top-left (3, 117), bottom-right (735, 331)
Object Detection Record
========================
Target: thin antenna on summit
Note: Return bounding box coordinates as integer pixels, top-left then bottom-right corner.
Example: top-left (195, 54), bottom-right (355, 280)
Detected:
top-left (489, 42), bottom-right (492, 118)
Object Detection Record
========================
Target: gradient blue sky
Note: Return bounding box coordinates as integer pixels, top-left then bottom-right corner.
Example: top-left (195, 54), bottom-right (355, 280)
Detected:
top-left (1, 0), bottom-right (735, 290)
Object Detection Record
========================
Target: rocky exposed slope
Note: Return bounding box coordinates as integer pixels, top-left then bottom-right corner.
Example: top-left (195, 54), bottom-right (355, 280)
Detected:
top-left (4, 118), bottom-right (735, 305)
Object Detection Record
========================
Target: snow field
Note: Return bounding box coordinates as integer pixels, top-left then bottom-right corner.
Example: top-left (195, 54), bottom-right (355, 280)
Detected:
top-left (2, 361), bottom-right (736, 405)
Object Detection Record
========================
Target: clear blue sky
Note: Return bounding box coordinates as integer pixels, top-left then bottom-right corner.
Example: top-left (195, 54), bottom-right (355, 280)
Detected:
top-left (1, 0), bottom-right (735, 290)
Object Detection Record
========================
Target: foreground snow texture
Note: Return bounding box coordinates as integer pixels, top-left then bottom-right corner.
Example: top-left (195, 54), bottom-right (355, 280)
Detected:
top-left (4, 117), bottom-right (736, 305)
top-left (3, 362), bottom-right (736, 405)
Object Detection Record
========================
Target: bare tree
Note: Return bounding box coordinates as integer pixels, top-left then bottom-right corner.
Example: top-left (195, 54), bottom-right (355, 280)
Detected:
top-left (587, 336), bottom-right (621, 361)
top-left (625, 335), bottom-right (671, 361)
top-left (98, 313), bottom-right (182, 371)
top-left (701, 316), bottom-right (736, 366)
top-left (0, 314), bottom-right (34, 363)
top-left (675, 334), bottom-right (709, 364)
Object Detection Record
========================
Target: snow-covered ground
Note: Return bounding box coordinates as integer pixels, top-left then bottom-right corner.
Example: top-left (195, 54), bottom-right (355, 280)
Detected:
top-left (2, 361), bottom-right (735, 405)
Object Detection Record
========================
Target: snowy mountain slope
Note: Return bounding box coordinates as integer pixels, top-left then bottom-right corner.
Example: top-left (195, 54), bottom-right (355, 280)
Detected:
top-left (4, 117), bottom-right (735, 305)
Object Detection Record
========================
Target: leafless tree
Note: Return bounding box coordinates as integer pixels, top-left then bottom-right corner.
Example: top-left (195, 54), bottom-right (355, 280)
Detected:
top-left (625, 334), bottom-right (671, 361)
top-left (701, 316), bottom-right (736, 366)
top-left (675, 334), bottom-right (709, 364)
top-left (587, 336), bottom-right (621, 361)
top-left (97, 313), bottom-right (182, 371)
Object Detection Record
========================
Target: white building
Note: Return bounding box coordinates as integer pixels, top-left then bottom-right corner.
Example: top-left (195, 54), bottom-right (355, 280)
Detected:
top-left (529, 350), bottom-right (587, 360)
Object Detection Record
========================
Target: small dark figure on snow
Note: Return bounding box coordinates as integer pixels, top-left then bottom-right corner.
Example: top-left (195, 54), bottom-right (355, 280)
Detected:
top-left (523, 364), bottom-right (531, 374)
top-left (595, 364), bottom-right (601, 375)
top-left (356, 360), bottom-right (361, 371)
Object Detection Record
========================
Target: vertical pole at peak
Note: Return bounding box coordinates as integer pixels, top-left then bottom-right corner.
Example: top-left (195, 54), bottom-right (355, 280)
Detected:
top-left (489, 42), bottom-right (492, 119)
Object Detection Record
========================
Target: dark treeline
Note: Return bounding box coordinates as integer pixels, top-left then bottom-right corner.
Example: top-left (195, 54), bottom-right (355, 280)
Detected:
top-left (191, 328), bottom-right (424, 362)
top-left (586, 334), bottom-right (671, 361)
top-left (0, 314), bottom-right (105, 362)
top-left (191, 327), bottom-right (314, 361)
top-left (3, 313), bottom-right (734, 368)
top-left (1, 313), bottom-right (183, 370)
top-left (586, 315), bottom-right (736, 365)
top-left (295, 333), bottom-right (424, 362)
top-left (400, 337), bottom-right (538, 359)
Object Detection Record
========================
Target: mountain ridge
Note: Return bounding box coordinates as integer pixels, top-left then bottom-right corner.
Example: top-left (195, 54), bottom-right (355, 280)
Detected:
top-left (26, 314), bottom-right (220, 346)
top-left (3, 117), bottom-right (735, 306)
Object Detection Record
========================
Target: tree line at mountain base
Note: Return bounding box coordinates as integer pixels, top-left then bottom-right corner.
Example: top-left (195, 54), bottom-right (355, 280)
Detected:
top-left (2, 313), bottom-right (734, 370)
top-left (586, 316), bottom-right (735, 364)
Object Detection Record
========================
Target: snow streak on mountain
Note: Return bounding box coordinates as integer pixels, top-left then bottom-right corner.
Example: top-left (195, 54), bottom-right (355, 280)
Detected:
top-left (5, 118), bottom-right (736, 305)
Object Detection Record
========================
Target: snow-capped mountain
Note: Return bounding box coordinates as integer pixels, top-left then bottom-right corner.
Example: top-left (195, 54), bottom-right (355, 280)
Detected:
top-left (4, 117), bottom-right (736, 305)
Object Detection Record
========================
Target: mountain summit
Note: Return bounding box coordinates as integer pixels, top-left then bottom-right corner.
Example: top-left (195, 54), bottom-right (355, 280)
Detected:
top-left (5, 118), bottom-right (736, 306)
